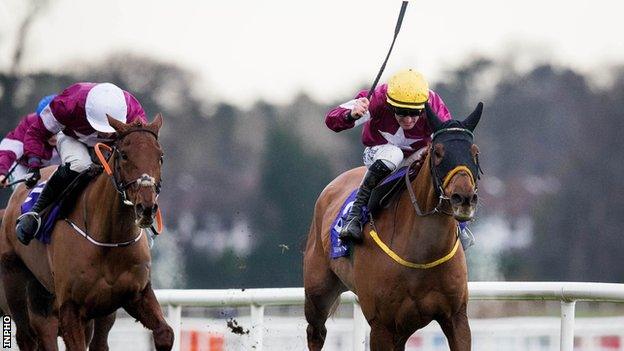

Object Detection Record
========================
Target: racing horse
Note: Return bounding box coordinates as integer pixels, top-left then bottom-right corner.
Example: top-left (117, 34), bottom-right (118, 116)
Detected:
top-left (0, 115), bottom-right (173, 350)
top-left (304, 103), bottom-right (483, 350)
top-left (1, 207), bottom-right (117, 350)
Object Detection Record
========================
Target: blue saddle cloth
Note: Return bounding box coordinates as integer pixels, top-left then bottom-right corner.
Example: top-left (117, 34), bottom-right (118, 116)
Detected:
top-left (21, 182), bottom-right (61, 244)
top-left (329, 189), bottom-right (371, 258)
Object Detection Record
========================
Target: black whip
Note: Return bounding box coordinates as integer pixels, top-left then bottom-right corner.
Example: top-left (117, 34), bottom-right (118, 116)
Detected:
top-left (367, 1), bottom-right (409, 100)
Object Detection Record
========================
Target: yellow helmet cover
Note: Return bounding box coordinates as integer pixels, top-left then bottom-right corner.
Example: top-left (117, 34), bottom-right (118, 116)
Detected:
top-left (386, 69), bottom-right (429, 109)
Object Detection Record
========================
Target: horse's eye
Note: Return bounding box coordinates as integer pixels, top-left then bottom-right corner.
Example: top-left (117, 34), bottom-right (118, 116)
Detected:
top-left (433, 144), bottom-right (445, 166)
top-left (121, 152), bottom-right (129, 160)
top-left (159, 154), bottom-right (164, 164)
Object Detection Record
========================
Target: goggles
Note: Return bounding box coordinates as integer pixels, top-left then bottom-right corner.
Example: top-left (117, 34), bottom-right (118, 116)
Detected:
top-left (394, 107), bottom-right (423, 117)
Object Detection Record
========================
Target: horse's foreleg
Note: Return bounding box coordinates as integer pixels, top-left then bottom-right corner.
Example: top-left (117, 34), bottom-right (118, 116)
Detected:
top-left (0, 253), bottom-right (38, 350)
top-left (122, 282), bottom-right (173, 351)
top-left (438, 305), bottom-right (471, 351)
top-left (304, 283), bottom-right (343, 351)
top-left (84, 319), bottom-right (95, 348)
top-left (370, 323), bottom-right (401, 351)
top-left (88, 312), bottom-right (117, 351)
top-left (59, 301), bottom-right (88, 351)
top-left (303, 246), bottom-right (346, 351)
top-left (27, 279), bottom-right (59, 351)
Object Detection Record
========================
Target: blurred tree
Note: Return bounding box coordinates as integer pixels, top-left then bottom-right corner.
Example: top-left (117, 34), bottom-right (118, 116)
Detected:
top-left (504, 67), bottom-right (624, 282)
top-left (243, 119), bottom-right (333, 287)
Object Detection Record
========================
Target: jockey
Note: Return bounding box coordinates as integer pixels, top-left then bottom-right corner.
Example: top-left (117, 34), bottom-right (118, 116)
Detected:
top-left (0, 95), bottom-right (60, 190)
top-left (325, 69), bottom-right (452, 243)
top-left (15, 82), bottom-right (148, 246)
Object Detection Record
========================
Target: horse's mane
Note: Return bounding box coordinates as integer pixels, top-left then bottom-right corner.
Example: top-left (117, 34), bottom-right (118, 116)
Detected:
top-left (115, 119), bottom-right (157, 140)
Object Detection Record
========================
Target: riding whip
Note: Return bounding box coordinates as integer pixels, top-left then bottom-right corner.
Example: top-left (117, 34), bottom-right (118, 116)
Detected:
top-left (367, 1), bottom-right (409, 100)
top-left (355, 1), bottom-right (409, 127)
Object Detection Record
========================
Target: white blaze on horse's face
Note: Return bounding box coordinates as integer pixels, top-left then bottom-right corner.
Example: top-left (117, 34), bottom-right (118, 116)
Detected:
top-left (138, 174), bottom-right (157, 188)
top-left (132, 173), bottom-right (160, 228)
top-left (117, 135), bottom-right (162, 228)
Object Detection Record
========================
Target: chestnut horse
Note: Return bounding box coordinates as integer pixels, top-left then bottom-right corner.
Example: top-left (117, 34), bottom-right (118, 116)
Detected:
top-left (0, 115), bottom-right (173, 350)
top-left (1, 208), bottom-right (117, 350)
top-left (304, 103), bottom-right (483, 350)
top-left (1, 190), bottom-right (116, 351)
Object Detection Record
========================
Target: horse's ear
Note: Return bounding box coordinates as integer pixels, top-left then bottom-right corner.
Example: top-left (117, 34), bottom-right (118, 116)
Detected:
top-left (425, 102), bottom-right (443, 132)
top-left (107, 114), bottom-right (128, 133)
top-left (148, 113), bottom-right (163, 135)
top-left (462, 102), bottom-right (483, 132)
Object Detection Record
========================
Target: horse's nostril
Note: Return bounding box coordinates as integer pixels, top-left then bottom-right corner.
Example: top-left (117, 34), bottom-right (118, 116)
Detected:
top-left (451, 194), bottom-right (463, 206)
top-left (471, 193), bottom-right (478, 204)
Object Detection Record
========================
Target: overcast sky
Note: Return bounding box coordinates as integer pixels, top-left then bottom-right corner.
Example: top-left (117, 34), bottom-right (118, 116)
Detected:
top-left (1, 0), bottom-right (622, 105)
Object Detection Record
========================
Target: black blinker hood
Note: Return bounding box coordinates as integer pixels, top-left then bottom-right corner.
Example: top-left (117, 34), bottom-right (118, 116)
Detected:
top-left (431, 122), bottom-right (480, 190)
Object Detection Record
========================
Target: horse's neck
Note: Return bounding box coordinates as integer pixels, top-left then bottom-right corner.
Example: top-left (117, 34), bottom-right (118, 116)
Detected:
top-left (396, 154), bottom-right (456, 257)
top-left (84, 173), bottom-right (140, 242)
top-left (413, 155), bottom-right (437, 213)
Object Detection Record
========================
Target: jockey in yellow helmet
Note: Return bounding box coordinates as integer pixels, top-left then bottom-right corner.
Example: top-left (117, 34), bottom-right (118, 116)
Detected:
top-left (325, 69), bottom-right (452, 243)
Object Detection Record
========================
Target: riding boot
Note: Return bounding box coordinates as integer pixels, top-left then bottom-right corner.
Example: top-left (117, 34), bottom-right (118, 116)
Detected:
top-left (339, 160), bottom-right (393, 243)
top-left (16, 164), bottom-right (79, 245)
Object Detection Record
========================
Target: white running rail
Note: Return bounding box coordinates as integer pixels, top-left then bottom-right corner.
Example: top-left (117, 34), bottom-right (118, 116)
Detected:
top-left (155, 282), bottom-right (624, 351)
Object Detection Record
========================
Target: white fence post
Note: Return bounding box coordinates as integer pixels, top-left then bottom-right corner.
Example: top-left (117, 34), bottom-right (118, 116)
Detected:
top-left (560, 300), bottom-right (576, 351)
top-left (353, 302), bottom-right (367, 351)
top-left (167, 305), bottom-right (182, 351)
top-left (250, 304), bottom-right (265, 351)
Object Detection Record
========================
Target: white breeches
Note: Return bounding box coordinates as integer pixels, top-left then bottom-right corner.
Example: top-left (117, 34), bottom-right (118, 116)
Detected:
top-left (56, 133), bottom-right (92, 172)
top-left (362, 144), bottom-right (404, 171)
top-left (362, 144), bottom-right (428, 171)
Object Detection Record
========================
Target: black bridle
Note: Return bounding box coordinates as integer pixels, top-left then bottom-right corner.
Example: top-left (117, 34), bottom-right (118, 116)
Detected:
top-left (108, 128), bottom-right (162, 206)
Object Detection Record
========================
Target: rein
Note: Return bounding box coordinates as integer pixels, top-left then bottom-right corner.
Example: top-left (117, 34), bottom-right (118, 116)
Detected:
top-left (2, 163), bottom-right (26, 187)
top-left (4, 178), bottom-right (27, 187)
top-left (404, 162), bottom-right (452, 217)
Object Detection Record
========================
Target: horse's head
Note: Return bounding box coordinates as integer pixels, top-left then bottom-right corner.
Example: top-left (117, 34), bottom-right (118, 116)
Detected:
top-left (107, 114), bottom-right (164, 228)
top-left (425, 102), bottom-right (483, 221)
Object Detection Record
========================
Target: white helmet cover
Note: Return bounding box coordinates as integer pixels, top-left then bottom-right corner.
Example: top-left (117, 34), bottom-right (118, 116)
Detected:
top-left (85, 83), bottom-right (128, 133)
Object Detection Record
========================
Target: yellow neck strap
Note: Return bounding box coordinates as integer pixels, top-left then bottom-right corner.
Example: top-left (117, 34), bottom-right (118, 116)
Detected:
top-left (368, 229), bottom-right (460, 269)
